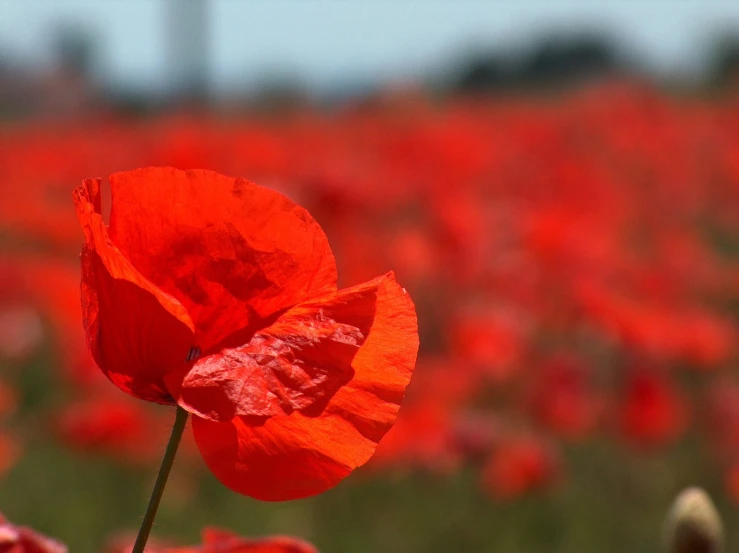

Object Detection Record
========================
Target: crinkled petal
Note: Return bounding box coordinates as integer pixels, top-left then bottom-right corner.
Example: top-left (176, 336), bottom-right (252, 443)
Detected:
top-left (167, 278), bottom-right (381, 421)
top-left (192, 273), bottom-right (418, 500)
top-left (107, 167), bottom-right (338, 352)
top-left (74, 178), bottom-right (195, 404)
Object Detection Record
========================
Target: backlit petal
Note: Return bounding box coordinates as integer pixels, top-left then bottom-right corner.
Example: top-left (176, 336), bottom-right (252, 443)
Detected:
top-left (168, 278), bottom-right (380, 421)
top-left (107, 167), bottom-right (338, 351)
top-left (74, 178), bottom-right (195, 403)
top-left (192, 273), bottom-right (418, 500)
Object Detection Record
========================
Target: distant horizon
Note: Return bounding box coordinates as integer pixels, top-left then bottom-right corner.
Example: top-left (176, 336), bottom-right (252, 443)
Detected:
top-left (1, 0), bottom-right (739, 94)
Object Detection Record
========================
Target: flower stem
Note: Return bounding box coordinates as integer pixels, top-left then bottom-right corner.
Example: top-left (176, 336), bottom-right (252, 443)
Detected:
top-left (132, 406), bottom-right (189, 553)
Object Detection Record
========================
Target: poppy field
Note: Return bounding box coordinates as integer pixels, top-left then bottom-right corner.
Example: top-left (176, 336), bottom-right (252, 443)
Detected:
top-left (3, 81), bottom-right (739, 552)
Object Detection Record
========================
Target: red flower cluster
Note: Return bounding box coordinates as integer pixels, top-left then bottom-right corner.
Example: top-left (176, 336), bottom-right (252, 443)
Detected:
top-left (0, 512), bottom-right (317, 553)
top-left (4, 81), bottom-right (739, 501)
top-left (105, 528), bottom-right (317, 553)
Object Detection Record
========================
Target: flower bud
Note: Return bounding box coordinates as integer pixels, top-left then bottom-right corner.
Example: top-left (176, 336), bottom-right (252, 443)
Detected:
top-left (664, 487), bottom-right (723, 553)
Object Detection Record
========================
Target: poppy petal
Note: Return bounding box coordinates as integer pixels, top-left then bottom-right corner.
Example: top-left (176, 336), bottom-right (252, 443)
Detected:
top-left (167, 278), bottom-right (380, 421)
top-left (74, 178), bottom-right (195, 404)
top-left (106, 167), bottom-right (338, 351)
top-left (198, 528), bottom-right (319, 553)
top-left (160, 528), bottom-right (319, 553)
top-left (191, 273), bottom-right (418, 500)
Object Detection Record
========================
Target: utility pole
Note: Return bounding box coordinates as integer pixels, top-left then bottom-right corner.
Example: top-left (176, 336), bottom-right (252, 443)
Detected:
top-left (167, 0), bottom-right (209, 104)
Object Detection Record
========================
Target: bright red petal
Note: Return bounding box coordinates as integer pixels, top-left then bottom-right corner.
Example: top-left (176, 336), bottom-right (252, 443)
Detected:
top-left (74, 178), bottom-right (195, 404)
top-left (192, 273), bottom-right (418, 500)
top-left (167, 279), bottom-right (380, 421)
top-left (195, 528), bottom-right (318, 553)
top-left (121, 528), bottom-right (319, 553)
top-left (107, 167), bottom-right (338, 352)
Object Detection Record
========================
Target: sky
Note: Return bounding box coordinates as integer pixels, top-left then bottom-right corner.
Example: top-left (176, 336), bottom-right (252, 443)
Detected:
top-left (1, 1), bottom-right (739, 94)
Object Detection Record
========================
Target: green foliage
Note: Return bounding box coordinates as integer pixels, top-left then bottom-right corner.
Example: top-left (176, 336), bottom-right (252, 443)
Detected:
top-left (1, 430), bottom-right (736, 553)
top-left (2, 354), bottom-right (736, 553)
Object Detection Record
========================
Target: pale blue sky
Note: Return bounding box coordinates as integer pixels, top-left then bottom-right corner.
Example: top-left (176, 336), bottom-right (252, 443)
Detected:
top-left (1, 1), bottom-right (739, 93)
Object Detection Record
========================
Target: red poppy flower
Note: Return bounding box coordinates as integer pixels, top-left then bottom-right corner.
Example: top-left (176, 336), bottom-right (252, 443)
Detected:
top-left (0, 512), bottom-right (67, 553)
top-left (54, 395), bottom-right (173, 465)
top-left (105, 528), bottom-right (317, 553)
top-left (618, 369), bottom-right (688, 448)
top-left (0, 381), bottom-right (17, 420)
top-left (0, 432), bottom-right (21, 480)
top-left (481, 435), bottom-right (559, 500)
top-left (73, 167), bottom-right (418, 500)
top-left (528, 356), bottom-right (601, 440)
top-left (170, 528), bottom-right (318, 553)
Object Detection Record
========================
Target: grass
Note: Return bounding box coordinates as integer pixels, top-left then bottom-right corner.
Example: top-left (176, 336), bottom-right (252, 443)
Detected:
top-left (2, 351), bottom-right (736, 552)
top-left (1, 428), bottom-right (736, 553)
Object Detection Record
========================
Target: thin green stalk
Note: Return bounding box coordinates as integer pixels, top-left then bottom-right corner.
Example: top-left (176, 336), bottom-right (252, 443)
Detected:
top-left (132, 406), bottom-right (189, 553)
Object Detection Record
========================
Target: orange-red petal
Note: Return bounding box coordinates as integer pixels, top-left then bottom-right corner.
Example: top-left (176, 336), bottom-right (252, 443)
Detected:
top-left (74, 178), bottom-right (195, 403)
top-left (167, 278), bottom-right (380, 421)
top-left (106, 167), bottom-right (338, 351)
top-left (192, 273), bottom-right (418, 500)
top-left (110, 528), bottom-right (318, 553)
top-left (179, 528), bottom-right (318, 553)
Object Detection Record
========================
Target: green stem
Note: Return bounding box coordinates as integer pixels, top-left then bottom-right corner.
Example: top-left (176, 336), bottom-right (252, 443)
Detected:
top-left (132, 406), bottom-right (189, 553)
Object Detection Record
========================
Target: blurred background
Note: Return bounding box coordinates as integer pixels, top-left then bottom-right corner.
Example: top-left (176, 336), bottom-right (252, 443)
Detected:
top-left (3, 1), bottom-right (739, 552)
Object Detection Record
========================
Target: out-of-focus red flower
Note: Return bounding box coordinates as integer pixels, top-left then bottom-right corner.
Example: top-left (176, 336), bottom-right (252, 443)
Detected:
top-left (0, 432), bottom-right (20, 479)
top-left (387, 226), bottom-right (440, 283)
top-left (105, 528), bottom-right (318, 553)
top-left (678, 311), bottom-right (734, 369)
top-left (481, 435), bottom-right (559, 500)
top-left (0, 512), bottom-right (67, 553)
top-left (450, 305), bottom-right (530, 382)
top-left (0, 381), bottom-right (17, 420)
top-left (618, 369), bottom-right (688, 448)
top-left (451, 412), bottom-right (501, 460)
top-left (53, 396), bottom-right (169, 464)
top-left (0, 255), bottom-right (101, 387)
top-left (528, 356), bottom-right (601, 440)
top-left (170, 528), bottom-right (318, 553)
top-left (0, 306), bottom-right (43, 363)
top-left (371, 401), bottom-right (458, 472)
top-left (371, 357), bottom-right (478, 471)
top-left (577, 280), bottom-right (734, 369)
top-left (0, 379), bottom-right (20, 478)
top-left (73, 167), bottom-right (419, 501)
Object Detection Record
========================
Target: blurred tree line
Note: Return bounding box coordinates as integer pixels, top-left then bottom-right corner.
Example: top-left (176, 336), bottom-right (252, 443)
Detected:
top-left (452, 31), bottom-right (739, 93)
top-left (4, 25), bottom-right (739, 118)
